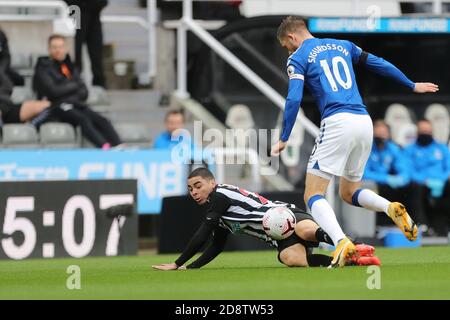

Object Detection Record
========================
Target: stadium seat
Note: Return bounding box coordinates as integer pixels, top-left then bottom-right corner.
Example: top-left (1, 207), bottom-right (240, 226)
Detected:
top-left (10, 52), bottom-right (32, 69)
top-left (225, 104), bottom-right (255, 150)
top-left (114, 122), bottom-right (151, 148)
top-left (11, 86), bottom-right (34, 104)
top-left (384, 103), bottom-right (413, 144)
top-left (425, 103), bottom-right (450, 144)
top-left (226, 104), bottom-right (255, 130)
top-left (2, 124), bottom-right (40, 149)
top-left (224, 104), bottom-right (256, 179)
top-left (39, 122), bottom-right (79, 149)
top-left (394, 122), bottom-right (418, 147)
top-left (90, 105), bottom-right (112, 117)
top-left (87, 86), bottom-right (110, 106)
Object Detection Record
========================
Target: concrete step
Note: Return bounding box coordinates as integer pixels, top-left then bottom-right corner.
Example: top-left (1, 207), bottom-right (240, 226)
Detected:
top-left (102, 3), bottom-right (149, 75)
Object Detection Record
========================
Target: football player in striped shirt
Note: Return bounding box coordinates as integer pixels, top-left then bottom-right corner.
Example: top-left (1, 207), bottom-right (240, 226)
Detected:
top-left (152, 168), bottom-right (379, 270)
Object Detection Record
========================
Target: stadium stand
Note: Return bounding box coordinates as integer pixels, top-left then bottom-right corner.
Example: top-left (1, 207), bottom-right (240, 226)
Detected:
top-left (39, 122), bottom-right (78, 149)
top-left (10, 86), bottom-right (34, 104)
top-left (114, 122), bottom-right (151, 148)
top-left (87, 85), bottom-right (111, 106)
top-left (2, 123), bottom-right (40, 148)
top-left (225, 104), bottom-right (255, 179)
top-left (384, 103), bottom-right (414, 145)
top-left (394, 122), bottom-right (418, 148)
top-left (425, 103), bottom-right (450, 144)
top-left (225, 104), bottom-right (254, 130)
top-left (87, 85), bottom-right (112, 116)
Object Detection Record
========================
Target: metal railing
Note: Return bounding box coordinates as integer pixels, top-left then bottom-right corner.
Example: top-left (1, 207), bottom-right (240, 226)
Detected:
top-left (173, 0), bottom-right (340, 206)
top-left (0, 1), bottom-right (69, 21)
top-left (173, 95), bottom-right (297, 191)
top-left (0, 0), bottom-right (158, 83)
top-left (174, 0), bottom-right (320, 138)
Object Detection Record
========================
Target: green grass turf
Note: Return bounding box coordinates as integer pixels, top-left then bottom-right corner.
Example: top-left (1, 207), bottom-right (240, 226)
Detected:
top-left (0, 246), bottom-right (449, 300)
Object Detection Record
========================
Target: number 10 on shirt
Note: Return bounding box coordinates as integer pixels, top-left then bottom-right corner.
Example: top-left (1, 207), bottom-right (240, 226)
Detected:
top-left (320, 56), bottom-right (353, 92)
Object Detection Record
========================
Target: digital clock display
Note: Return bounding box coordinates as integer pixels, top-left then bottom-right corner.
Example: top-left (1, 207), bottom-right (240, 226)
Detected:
top-left (0, 180), bottom-right (138, 260)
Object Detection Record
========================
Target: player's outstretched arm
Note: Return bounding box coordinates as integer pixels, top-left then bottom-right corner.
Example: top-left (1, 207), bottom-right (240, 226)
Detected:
top-left (186, 227), bottom-right (230, 269)
top-left (152, 212), bottom-right (220, 271)
top-left (361, 52), bottom-right (439, 93)
top-left (271, 78), bottom-right (304, 156)
top-left (413, 82), bottom-right (439, 93)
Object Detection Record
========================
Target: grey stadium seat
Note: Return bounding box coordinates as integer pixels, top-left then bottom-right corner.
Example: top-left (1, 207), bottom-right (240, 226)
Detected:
top-left (39, 122), bottom-right (79, 149)
top-left (2, 124), bottom-right (40, 149)
top-left (384, 103), bottom-right (414, 145)
top-left (115, 123), bottom-right (152, 148)
top-left (425, 103), bottom-right (450, 144)
top-left (10, 53), bottom-right (32, 69)
top-left (87, 86), bottom-right (110, 106)
top-left (11, 86), bottom-right (34, 104)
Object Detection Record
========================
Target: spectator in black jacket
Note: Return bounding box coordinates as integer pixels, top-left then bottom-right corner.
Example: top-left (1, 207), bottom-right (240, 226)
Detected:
top-left (65, 0), bottom-right (108, 88)
top-left (0, 72), bottom-right (51, 126)
top-left (33, 34), bottom-right (122, 149)
top-left (0, 28), bottom-right (25, 86)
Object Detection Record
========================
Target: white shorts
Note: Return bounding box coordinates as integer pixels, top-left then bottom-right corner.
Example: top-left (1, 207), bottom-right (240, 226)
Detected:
top-left (307, 112), bottom-right (373, 182)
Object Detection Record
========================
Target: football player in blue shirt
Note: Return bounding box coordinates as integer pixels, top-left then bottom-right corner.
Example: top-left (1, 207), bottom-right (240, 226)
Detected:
top-left (271, 16), bottom-right (438, 267)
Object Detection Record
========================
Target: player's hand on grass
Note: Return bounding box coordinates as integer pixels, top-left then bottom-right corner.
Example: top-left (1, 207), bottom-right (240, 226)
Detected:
top-left (271, 140), bottom-right (287, 156)
top-left (413, 82), bottom-right (439, 93)
top-left (152, 263), bottom-right (182, 271)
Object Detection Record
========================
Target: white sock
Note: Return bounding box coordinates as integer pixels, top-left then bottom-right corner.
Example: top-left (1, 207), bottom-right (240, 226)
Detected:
top-left (355, 189), bottom-right (390, 215)
top-left (309, 197), bottom-right (346, 246)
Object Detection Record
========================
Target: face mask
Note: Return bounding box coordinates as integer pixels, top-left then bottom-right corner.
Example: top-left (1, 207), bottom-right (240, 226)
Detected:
top-left (417, 134), bottom-right (433, 146)
top-left (374, 137), bottom-right (387, 148)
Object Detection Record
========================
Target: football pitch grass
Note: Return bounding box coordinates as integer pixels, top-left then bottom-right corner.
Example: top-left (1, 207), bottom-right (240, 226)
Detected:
top-left (0, 246), bottom-right (449, 300)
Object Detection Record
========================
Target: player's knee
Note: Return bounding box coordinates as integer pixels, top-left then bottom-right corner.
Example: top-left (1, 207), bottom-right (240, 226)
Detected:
top-left (339, 188), bottom-right (354, 204)
top-left (295, 220), bottom-right (317, 241)
top-left (281, 255), bottom-right (307, 267)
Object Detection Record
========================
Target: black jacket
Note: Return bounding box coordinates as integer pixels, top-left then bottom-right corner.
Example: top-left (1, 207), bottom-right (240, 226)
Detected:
top-left (0, 30), bottom-right (11, 74)
top-left (0, 71), bottom-right (14, 116)
top-left (0, 29), bottom-right (25, 86)
top-left (33, 55), bottom-right (88, 104)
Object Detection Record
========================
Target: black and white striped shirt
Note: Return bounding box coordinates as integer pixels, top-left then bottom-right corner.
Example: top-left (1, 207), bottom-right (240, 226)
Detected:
top-left (210, 184), bottom-right (297, 246)
top-left (175, 183), bottom-right (302, 268)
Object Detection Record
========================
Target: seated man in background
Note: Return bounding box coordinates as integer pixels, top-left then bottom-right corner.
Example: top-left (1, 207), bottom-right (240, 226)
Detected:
top-left (154, 110), bottom-right (205, 168)
top-left (363, 120), bottom-right (410, 226)
top-left (404, 119), bottom-right (450, 236)
top-left (153, 110), bottom-right (195, 149)
top-left (0, 72), bottom-right (51, 126)
top-left (33, 34), bottom-right (122, 149)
